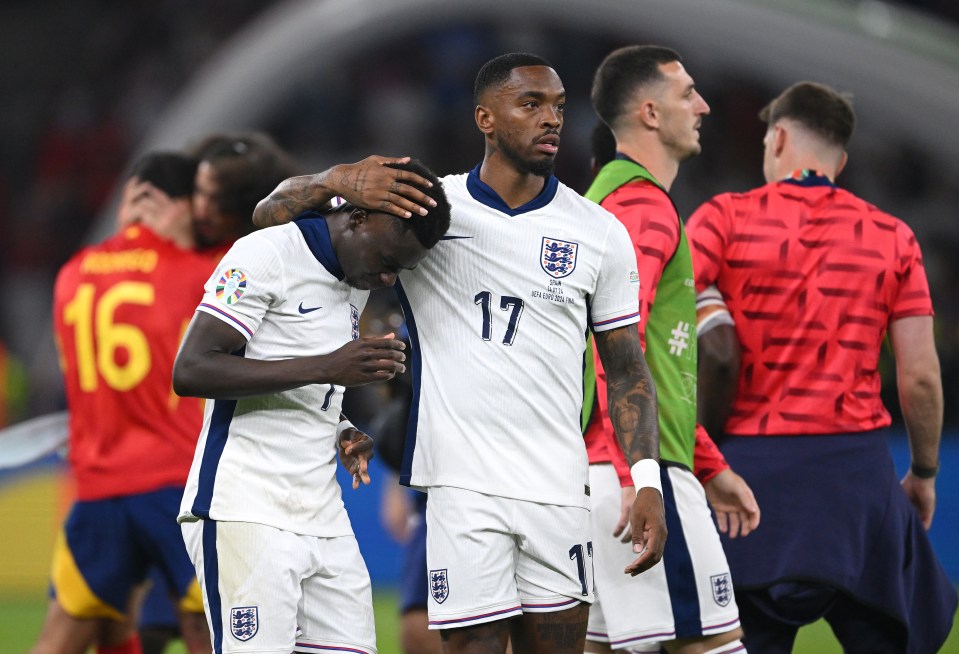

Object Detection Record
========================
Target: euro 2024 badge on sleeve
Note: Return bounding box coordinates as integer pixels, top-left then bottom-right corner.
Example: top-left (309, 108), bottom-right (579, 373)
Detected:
top-left (540, 237), bottom-right (578, 279)
top-left (217, 268), bottom-right (248, 305)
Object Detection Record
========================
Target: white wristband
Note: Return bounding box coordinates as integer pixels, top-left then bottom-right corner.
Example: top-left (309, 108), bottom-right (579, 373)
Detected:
top-left (630, 459), bottom-right (662, 495)
top-left (335, 419), bottom-right (356, 439)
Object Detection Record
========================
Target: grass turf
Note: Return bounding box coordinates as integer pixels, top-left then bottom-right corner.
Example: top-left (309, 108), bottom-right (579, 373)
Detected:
top-left (3, 590), bottom-right (957, 653)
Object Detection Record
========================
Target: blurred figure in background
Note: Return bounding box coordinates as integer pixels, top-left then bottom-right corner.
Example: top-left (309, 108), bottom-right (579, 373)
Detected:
top-left (190, 132), bottom-right (300, 253)
top-left (368, 345), bottom-right (442, 654)
top-left (687, 81), bottom-right (957, 653)
top-left (35, 151), bottom-right (211, 654)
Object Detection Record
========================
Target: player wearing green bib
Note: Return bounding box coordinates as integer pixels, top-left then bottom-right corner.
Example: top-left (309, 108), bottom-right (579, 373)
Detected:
top-left (582, 46), bottom-right (759, 654)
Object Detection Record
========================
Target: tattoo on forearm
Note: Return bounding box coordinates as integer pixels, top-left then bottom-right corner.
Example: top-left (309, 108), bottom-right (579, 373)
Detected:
top-left (257, 178), bottom-right (324, 227)
top-left (595, 327), bottom-right (659, 465)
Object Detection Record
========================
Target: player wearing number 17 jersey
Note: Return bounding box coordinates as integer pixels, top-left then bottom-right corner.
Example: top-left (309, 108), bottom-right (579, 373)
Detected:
top-left (395, 54), bottom-right (665, 653)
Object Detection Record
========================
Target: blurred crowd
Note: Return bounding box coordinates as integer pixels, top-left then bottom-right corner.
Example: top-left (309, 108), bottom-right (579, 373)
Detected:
top-left (1, 0), bottom-right (958, 427)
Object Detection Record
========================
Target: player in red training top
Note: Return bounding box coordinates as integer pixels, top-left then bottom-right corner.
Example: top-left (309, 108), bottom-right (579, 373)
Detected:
top-left (38, 152), bottom-right (212, 654)
top-left (582, 45), bottom-right (758, 654)
top-left (687, 81), bottom-right (956, 653)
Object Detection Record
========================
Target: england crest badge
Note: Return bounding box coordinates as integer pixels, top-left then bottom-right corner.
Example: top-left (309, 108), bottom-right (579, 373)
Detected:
top-left (540, 237), bottom-right (579, 279)
top-left (230, 606), bottom-right (259, 641)
top-left (429, 568), bottom-right (450, 604)
top-left (710, 573), bottom-right (732, 607)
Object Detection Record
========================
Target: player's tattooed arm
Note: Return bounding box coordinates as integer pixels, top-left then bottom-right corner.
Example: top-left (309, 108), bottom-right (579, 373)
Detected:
top-left (252, 174), bottom-right (324, 227)
top-left (593, 325), bottom-right (660, 465)
top-left (253, 155), bottom-right (436, 228)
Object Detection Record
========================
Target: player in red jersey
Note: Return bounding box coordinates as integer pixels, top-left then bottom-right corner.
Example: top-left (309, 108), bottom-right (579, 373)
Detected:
top-left (583, 46), bottom-right (757, 654)
top-left (687, 82), bottom-right (957, 653)
top-left (36, 152), bottom-right (212, 654)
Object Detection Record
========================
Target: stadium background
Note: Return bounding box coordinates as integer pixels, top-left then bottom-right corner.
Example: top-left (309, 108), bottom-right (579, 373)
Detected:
top-left (1, 0), bottom-right (957, 651)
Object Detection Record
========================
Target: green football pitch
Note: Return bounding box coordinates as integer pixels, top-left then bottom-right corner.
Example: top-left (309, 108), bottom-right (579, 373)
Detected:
top-left (2, 590), bottom-right (956, 653)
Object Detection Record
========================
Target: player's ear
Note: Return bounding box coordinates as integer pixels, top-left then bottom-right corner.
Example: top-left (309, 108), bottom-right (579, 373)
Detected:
top-left (475, 104), bottom-right (494, 135)
top-left (773, 124), bottom-right (787, 157)
top-left (835, 150), bottom-right (848, 178)
top-left (638, 99), bottom-right (658, 129)
top-left (349, 208), bottom-right (369, 229)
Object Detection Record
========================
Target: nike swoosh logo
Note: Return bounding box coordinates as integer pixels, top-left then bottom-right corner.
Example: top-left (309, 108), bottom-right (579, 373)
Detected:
top-left (440, 235), bottom-right (473, 240)
top-left (298, 302), bottom-right (321, 314)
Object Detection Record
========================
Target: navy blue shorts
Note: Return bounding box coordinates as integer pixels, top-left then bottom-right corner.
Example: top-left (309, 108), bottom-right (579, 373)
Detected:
top-left (139, 567), bottom-right (179, 629)
top-left (51, 486), bottom-right (202, 619)
top-left (399, 492), bottom-right (429, 614)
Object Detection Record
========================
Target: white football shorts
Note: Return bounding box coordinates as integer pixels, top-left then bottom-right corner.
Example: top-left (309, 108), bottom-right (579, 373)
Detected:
top-left (181, 519), bottom-right (376, 654)
top-left (586, 463), bottom-right (740, 651)
top-left (425, 485), bottom-right (594, 630)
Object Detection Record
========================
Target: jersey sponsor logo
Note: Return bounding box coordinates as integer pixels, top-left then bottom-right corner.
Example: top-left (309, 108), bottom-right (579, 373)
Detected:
top-left (230, 606), bottom-right (259, 641)
top-left (540, 237), bottom-right (579, 279)
top-left (711, 573), bottom-right (732, 607)
top-left (216, 269), bottom-right (248, 305)
top-left (298, 302), bottom-right (321, 314)
top-left (430, 568), bottom-right (450, 604)
top-left (629, 270), bottom-right (640, 285)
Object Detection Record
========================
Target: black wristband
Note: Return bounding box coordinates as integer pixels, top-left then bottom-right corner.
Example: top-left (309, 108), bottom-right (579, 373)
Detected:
top-left (910, 462), bottom-right (939, 479)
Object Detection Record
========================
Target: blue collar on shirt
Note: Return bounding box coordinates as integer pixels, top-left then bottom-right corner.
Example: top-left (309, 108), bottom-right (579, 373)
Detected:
top-left (781, 169), bottom-right (836, 188)
top-left (465, 163), bottom-right (559, 216)
top-left (293, 212), bottom-right (345, 280)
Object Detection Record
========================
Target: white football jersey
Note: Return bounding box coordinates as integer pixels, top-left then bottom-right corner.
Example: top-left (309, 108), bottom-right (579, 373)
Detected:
top-left (398, 168), bottom-right (640, 508)
top-left (178, 215), bottom-right (368, 537)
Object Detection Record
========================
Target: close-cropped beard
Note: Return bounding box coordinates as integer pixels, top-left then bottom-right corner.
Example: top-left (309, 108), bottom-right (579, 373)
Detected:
top-left (497, 136), bottom-right (555, 178)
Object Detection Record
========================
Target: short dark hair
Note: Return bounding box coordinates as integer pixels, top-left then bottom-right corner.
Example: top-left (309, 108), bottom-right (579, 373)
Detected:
top-left (759, 82), bottom-right (855, 148)
top-left (128, 152), bottom-right (197, 199)
top-left (474, 52), bottom-right (553, 105)
top-left (386, 159), bottom-right (451, 249)
top-left (190, 132), bottom-right (301, 221)
top-left (591, 45), bottom-right (682, 129)
top-left (590, 121), bottom-right (617, 173)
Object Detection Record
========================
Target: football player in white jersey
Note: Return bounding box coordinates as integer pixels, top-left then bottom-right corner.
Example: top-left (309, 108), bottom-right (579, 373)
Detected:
top-left (173, 158), bottom-right (451, 654)
top-left (253, 54), bottom-right (668, 654)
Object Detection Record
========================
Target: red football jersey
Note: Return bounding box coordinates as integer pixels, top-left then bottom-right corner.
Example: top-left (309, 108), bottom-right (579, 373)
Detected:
top-left (687, 176), bottom-right (933, 436)
top-left (585, 178), bottom-right (727, 483)
top-left (52, 225), bottom-right (218, 500)
top-left (585, 180), bottom-right (674, 481)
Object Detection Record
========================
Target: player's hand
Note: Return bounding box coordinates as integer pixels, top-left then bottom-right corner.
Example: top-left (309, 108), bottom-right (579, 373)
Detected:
top-left (614, 485), bottom-right (635, 542)
top-left (901, 472), bottom-right (936, 529)
top-left (625, 486), bottom-right (667, 576)
top-left (704, 469), bottom-right (761, 538)
top-left (130, 181), bottom-right (186, 238)
top-left (338, 428), bottom-right (374, 489)
top-left (331, 156), bottom-right (437, 219)
top-left (320, 333), bottom-right (406, 386)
